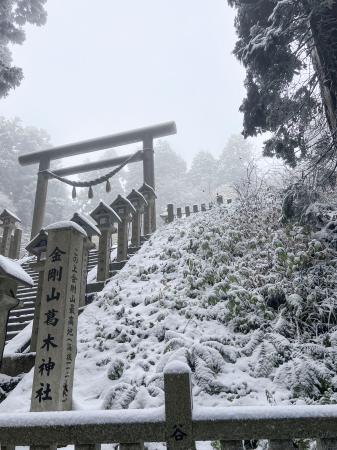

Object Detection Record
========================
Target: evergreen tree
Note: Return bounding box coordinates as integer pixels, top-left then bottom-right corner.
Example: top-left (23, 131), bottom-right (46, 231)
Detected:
top-left (218, 134), bottom-right (253, 185)
top-left (187, 151), bottom-right (218, 203)
top-left (0, 116), bottom-right (71, 229)
top-left (227, 0), bottom-right (337, 169)
top-left (0, 0), bottom-right (47, 98)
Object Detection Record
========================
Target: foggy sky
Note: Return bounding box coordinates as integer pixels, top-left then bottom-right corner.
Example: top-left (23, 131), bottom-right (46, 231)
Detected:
top-left (2, 0), bottom-right (247, 164)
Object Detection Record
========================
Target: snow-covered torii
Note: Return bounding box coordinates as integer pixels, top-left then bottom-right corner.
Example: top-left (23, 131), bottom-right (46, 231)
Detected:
top-left (18, 121), bottom-right (177, 238)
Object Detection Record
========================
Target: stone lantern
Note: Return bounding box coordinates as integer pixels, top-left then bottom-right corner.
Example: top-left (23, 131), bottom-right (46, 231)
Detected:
top-left (138, 183), bottom-right (157, 236)
top-left (71, 213), bottom-right (102, 307)
top-left (90, 202), bottom-right (121, 282)
top-left (0, 255), bottom-right (34, 368)
top-left (110, 195), bottom-right (136, 263)
top-left (127, 189), bottom-right (148, 250)
top-left (26, 230), bottom-right (48, 352)
top-left (0, 209), bottom-right (22, 258)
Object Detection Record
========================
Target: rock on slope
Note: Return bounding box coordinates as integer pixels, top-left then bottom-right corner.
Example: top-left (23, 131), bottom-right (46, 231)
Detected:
top-left (2, 191), bottom-right (337, 414)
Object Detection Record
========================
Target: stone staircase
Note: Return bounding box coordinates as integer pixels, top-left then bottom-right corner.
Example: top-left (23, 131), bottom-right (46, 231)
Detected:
top-left (5, 249), bottom-right (99, 344)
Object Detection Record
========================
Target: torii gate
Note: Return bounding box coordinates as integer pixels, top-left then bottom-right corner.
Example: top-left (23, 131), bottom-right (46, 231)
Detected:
top-left (18, 121), bottom-right (177, 238)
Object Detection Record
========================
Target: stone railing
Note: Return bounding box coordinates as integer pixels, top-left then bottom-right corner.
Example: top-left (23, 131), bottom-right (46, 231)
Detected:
top-left (163, 195), bottom-right (233, 224)
top-left (0, 363), bottom-right (336, 450)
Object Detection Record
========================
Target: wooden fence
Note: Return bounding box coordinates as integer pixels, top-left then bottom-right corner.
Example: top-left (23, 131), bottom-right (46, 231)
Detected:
top-left (0, 363), bottom-right (336, 450)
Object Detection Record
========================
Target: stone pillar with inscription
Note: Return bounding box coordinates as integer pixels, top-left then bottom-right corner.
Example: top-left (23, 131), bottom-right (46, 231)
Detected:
top-left (71, 213), bottom-right (101, 307)
top-left (90, 202), bottom-right (121, 283)
top-left (30, 221), bottom-right (87, 412)
top-left (0, 255), bottom-right (33, 369)
top-left (26, 230), bottom-right (48, 353)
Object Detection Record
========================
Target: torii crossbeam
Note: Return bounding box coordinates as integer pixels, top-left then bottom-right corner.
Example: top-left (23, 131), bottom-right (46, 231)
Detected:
top-left (18, 121), bottom-right (177, 238)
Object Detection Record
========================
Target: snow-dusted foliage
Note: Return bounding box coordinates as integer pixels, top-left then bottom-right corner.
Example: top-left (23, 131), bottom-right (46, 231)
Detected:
top-left (3, 188), bottom-right (337, 415)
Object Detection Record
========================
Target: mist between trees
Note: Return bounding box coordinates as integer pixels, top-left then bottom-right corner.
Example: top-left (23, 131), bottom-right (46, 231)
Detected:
top-left (0, 116), bottom-right (255, 231)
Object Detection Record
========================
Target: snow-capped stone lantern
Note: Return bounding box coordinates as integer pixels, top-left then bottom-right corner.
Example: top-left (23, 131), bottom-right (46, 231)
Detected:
top-left (127, 189), bottom-right (148, 248)
top-left (90, 202), bottom-right (121, 282)
top-left (0, 209), bottom-right (22, 259)
top-left (71, 213), bottom-right (102, 307)
top-left (26, 230), bottom-right (48, 352)
top-left (138, 183), bottom-right (157, 236)
top-left (0, 255), bottom-right (34, 368)
top-left (110, 195), bottom-right (136, 262)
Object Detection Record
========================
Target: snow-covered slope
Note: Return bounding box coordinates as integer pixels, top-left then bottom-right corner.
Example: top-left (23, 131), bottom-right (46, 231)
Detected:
top-left (2, 193), bottom-right (337, 413)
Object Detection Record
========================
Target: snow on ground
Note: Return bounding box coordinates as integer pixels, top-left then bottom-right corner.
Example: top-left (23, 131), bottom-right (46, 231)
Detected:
top-left (2, 191), bottom-right (337, 428)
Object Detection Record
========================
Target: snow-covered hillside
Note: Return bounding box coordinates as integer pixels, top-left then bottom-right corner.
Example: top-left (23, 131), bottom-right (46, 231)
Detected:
top-left (2, 191), bottom-right (337, 414)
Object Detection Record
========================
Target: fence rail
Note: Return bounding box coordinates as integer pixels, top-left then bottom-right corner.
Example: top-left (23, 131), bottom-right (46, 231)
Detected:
top-left (1, 364), bottom-right (336, 449)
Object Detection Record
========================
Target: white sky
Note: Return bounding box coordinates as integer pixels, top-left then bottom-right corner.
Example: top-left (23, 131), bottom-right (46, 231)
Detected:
top-left (1, 0), bottom-right (250, 164)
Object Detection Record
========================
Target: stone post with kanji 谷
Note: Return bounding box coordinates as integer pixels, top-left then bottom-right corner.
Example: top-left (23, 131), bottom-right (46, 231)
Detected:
top-left (30, 221), bottom-right (87, 412)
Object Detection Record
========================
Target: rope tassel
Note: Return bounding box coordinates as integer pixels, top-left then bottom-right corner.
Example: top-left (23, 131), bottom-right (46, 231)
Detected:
top-left (106, 180), bottom-right (111, 193)
top-left (88, 186), bottom-right (94, 199)
top-left (72, 186), bottom-right (77, 200)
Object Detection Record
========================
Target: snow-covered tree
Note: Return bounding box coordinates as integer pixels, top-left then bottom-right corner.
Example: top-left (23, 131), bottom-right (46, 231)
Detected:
top-left (228, 0), bottom-right (337, 170)
top-left (0, 0), bottom-right (47, 98)
top-left (187, 151), bottom-right (218, 202)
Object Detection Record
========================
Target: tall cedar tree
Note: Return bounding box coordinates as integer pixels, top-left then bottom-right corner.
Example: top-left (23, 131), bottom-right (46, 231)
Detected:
top-left (228, 0), bottom-right (337, 168)
top-left (0, 0), bottom-right (47, 98)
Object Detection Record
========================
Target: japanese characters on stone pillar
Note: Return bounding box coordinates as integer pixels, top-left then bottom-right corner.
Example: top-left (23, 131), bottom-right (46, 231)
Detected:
top-left (127, 189), bottom-right (148, 249)
top-left (0, 210), bottom-right (21, 258)
top-left (110, 195), bottom-right (136, 262)
top-left (90, 202), bottom-right (121, 282)
top-left (0, 255), bottom-right (33, 368)
top-left (26, 230), bottom-right (48, 352)
top-left (71, 213), bottom-right (101, 306)
top-left (139, 183), bottom-right (157, 236)
top-left (30, 221), bottom-right (87, 412)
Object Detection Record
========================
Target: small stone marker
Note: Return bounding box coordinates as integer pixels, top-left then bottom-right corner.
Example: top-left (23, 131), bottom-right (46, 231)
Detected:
top-left (164, 361), bottom-right (195, 450)
top-left (227, 198), bottom-right (232, 204)
top-left (71, 213), bottom-right (101, 306)
top-left (193, 205), bottom-right (198, 213)
top-left (0, 210), bottom-right (21, 258)
top-left (26, 230), bottom-right (48, 352)
top-left (185, 206), bottom-right (191, 217)
top-left (138, 183), bottom-right (157, 235)
top-left (30, 221), bottom-right (87, 412)
top-left (111, 195), bottom-right (136, 262)
top-left (216, 194), bottom-right (224, 205)
top-left (177, 208), bottom-right (182, 218)
top-left (127, 189), bottom-right (148, 248)
top-left (201, 204), bottom-right (206, 212)
top-left (90, 202), bottom-right (121, 282)
top-left (0, 255), bottom-right (33, 368)
top-left (167, 204), bottom-right (174, 223)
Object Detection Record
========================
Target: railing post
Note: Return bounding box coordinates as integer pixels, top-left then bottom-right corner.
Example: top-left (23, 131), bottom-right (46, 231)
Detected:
top-left (269, 441), bottom-right (294, 449)
top-left (192, 205), bottom-right (198, 213)
top-left (119, 444), bottom-right (144, 450)
top-left (220, 442), bottom-right (242, 450)
top-left (185, 206), bottom-right (190, 217)
top-left (177, 208), bottom-right (182, 218)
top-left (317, 439), bottom-right (337, 450)
top-left (216, 195), bottom-right (223, 205)
top-left (164, 362), bottom-right (195, 450)
top-left (201, 204), bottom-right (206, 212)
top-left (167, 204), bottom-right (174, 223)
